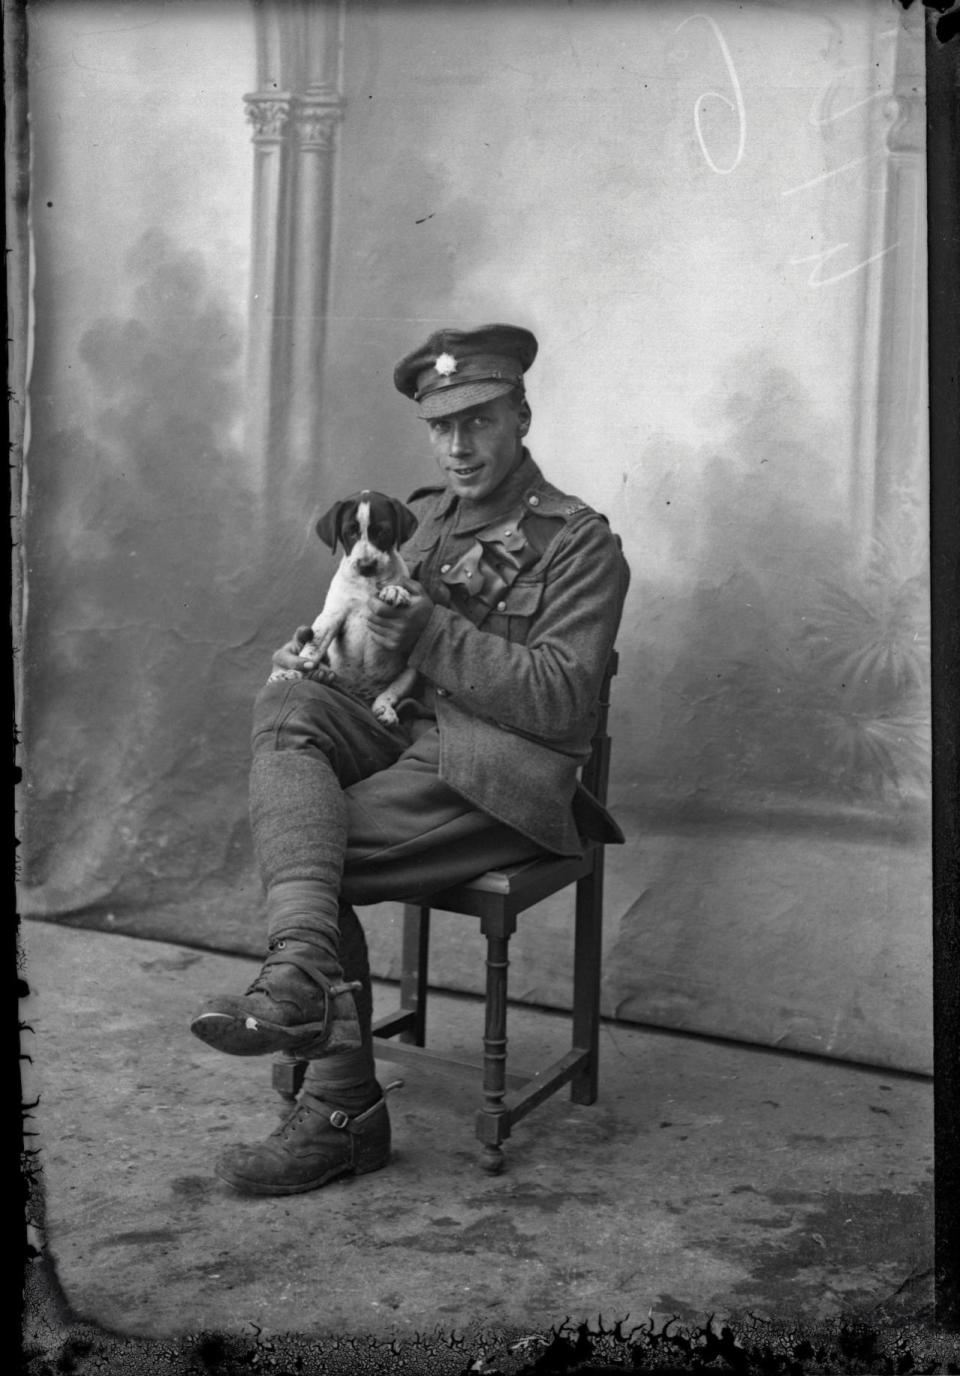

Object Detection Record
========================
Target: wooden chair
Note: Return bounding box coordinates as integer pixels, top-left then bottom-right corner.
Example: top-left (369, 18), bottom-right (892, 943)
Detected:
top-left (372, 651), bottom-right (619, 1173)
top-left (273, 652), bottom-right (619, 1174)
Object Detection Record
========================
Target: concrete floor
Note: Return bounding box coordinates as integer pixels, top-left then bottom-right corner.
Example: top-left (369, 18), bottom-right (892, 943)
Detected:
top-left (19, 919), bottom-right (953, 1373)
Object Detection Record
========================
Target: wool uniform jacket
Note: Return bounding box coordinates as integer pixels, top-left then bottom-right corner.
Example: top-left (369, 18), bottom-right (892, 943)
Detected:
top-left (401, 451), bottom-right (630, 857)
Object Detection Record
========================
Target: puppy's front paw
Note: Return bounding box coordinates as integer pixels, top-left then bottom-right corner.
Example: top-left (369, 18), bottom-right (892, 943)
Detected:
top-left (377, 584), bottom-right (412, 607)
top-left (268, 668), bottom-right (305, 683)
top-left (372, 695), bottom-right (399, 726)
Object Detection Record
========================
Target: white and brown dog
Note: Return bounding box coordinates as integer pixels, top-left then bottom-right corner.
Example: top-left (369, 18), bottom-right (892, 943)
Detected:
top-left (270, 489), bottom-right (420, 726)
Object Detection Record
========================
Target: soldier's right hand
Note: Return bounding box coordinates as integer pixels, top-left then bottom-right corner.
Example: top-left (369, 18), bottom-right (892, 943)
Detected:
top-left (271, 628), bottom-right (339, 684)
top-left (268, 626), bottom-right (335, 685)
top-left (271, 625), bottom-right (312, 674)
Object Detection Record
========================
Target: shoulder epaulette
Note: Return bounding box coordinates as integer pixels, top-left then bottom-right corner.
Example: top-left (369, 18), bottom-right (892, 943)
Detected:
top-left (525, 481), bottom-right (600, 523)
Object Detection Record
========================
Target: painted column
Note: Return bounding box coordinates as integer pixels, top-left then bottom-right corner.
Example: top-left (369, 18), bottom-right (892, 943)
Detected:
top-left (847, 4), bottom-right (926, 566)
top-left (243, 88), bottom-right (292, 493)
top-left (872, 5), bottom-right (927, 569)
top-left (242, 0), bottom-right (345, 519)
top-left (286, 1), bottom-right (345, 479)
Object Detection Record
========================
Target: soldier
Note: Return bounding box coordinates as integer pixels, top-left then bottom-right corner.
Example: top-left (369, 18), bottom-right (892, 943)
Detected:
top-left (191, 323), bottom-right (630, 1194)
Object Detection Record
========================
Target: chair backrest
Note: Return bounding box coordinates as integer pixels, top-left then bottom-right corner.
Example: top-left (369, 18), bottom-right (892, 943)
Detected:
top-left (580, 650), bottom-right (618, 806)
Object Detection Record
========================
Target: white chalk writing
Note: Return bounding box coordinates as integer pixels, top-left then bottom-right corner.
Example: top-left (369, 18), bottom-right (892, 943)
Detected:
top-left (781, 152), bottom-right (878, 199)
top-left (790, 241), bottom-right (899, 288)
top-left (783, 27), bottom-right (898, 287)
top-left (674, 14), bottom-right (745, 176)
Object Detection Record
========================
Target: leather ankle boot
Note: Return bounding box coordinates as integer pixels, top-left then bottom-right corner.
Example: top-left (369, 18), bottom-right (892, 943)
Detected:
top-left (214, 1083), bottom-right (398, 1196)
top-left (190, 937), bottom-right (362, 1057)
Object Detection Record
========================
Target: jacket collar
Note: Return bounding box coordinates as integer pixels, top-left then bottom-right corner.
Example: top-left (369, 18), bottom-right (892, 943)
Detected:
top-left (451, 449), bottom-right (544, 534)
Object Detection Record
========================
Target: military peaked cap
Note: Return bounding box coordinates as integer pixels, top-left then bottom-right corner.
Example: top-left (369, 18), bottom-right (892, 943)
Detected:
top-left (393, 323), bottom-right (538, 419)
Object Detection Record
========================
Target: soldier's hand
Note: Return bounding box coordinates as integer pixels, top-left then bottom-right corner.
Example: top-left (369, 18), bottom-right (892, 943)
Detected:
top-left (271, 627), bottom-right (338, 683)
top-left (271, 626), bottom-right (312, 673)
top-left (366, 581), bottom-right (434, 653)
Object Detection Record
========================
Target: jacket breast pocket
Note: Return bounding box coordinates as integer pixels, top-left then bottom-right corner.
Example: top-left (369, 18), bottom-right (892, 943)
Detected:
top-left (486, 579), bottom-right (544, 644)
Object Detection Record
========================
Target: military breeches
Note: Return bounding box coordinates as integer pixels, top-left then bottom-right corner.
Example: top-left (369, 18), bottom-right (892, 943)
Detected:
top-left (251, 678), bottom-right (543, 904)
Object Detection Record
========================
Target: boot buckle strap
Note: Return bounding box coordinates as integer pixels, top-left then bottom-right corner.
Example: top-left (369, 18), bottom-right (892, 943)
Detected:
top-left (346, 1080), bottom-right (405, 1132)
top-left (329, 1081), bottom-right (405, 1135)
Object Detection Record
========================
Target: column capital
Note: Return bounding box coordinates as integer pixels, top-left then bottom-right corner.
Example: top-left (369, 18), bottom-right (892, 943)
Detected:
top-left (243, 92), bottom-right (293, 143)
top-left (291, 90), bottom-right (345, 150)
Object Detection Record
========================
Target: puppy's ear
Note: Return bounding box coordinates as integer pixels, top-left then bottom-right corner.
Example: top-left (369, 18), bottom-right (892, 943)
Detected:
top-left (391, 499), bottom-right (419, 546)
top-left (315, 501), bottom-right (345, 552)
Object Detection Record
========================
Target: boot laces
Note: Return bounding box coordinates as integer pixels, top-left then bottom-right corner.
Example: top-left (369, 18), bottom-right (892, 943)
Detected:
top-left (271, 1095), bottom-right (335, 1143)
top-left (244, 940), bottom-right (314, 998)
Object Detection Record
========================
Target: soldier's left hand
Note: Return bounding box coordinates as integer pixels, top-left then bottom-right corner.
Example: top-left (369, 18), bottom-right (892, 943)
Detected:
top-left (366, 580), bottom-right (434, 652)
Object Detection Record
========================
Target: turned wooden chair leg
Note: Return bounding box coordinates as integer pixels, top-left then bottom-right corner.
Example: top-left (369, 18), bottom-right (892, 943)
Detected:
top-left (400, 904), bottom-right (430, 1046)
top-left (571, 850), bottom-right (604, 1105)
top-left (475, 912), bottom-right (517, 1173)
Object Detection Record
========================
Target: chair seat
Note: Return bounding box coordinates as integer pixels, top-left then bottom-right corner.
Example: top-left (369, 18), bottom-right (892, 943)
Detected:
top-left (420, 845), bottom-right (599, 917)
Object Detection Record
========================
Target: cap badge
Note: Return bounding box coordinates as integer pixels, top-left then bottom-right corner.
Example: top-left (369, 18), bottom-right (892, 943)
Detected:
top-left (434, 352), bottom-right (458, 377)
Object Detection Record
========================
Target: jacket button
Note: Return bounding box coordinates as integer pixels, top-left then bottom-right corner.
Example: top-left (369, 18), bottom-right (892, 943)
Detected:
top-left (496, 601), bottom-right (507, 612)
top-left (437, 687), bottom-right (449, 697)
top-left (527, 494), bottom-right (540, 507)
top-left (440, 563), bottom-right (451, 573)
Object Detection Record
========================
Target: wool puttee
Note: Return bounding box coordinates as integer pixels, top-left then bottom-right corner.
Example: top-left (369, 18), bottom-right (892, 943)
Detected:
top-left (249, 749), bottom-right (378, 1102)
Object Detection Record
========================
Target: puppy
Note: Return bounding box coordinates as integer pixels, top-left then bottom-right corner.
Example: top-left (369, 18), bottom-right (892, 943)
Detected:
top-left (270, 489), bottom-right (420, 726)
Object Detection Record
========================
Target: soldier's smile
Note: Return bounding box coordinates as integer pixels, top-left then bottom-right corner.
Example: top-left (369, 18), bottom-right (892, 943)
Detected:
top-left (426, 394), bottom-right (530, 502)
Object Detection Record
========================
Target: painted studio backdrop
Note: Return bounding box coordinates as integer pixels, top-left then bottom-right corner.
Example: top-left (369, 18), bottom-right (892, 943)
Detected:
top-left (17, 0), bottom-right (930, 1074)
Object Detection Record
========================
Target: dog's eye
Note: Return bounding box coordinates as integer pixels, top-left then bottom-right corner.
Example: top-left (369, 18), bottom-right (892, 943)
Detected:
top-left (342, 522), bottom-right (360, 540)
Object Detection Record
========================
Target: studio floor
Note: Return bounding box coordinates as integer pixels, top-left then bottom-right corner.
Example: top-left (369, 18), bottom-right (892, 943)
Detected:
top-left (19, 919), bottom-right (954, 1374)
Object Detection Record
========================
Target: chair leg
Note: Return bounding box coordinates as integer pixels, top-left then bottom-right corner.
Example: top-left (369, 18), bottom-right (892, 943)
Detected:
top-left (571, 850), bottom-right (604, 1105)
top-left (400, 904), bottom-right (430, 1045)
top-left (476, 912), bottom-right (517, 1173)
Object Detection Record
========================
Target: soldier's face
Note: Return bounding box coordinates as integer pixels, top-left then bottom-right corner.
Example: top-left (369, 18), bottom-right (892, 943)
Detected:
top-left (426, 394), bottom-right (530, 502)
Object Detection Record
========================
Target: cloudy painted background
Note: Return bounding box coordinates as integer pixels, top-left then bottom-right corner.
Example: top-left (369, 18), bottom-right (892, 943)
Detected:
top-left (19, 0), bottom-right (930, 1072)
